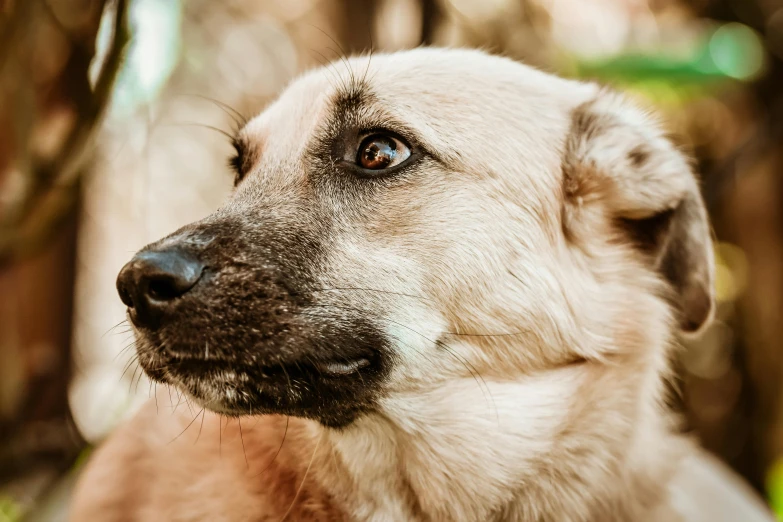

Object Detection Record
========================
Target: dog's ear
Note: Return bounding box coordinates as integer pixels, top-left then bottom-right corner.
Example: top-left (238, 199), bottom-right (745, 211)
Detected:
top-left (562, 89), bottom-right (714, 333)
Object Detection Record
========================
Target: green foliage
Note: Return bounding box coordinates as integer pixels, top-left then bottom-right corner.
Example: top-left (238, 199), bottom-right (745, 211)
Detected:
top-left (568, 22), bottom-right (766, 104)
top-left (0, 497), bottom-right (21, 522)
top-left (768, 459), bottom-right (783, 519)
top-left (71, 445), bottom-right (95, 473)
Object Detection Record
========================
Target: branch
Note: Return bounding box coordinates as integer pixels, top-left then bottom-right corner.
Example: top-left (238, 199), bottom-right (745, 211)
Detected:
top-left (0, 0), bottom-right (129, 267)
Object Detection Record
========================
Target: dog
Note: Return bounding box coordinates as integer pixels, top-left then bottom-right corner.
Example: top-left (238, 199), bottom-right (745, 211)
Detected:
top-left (69, 48), bottom-right (774, 521)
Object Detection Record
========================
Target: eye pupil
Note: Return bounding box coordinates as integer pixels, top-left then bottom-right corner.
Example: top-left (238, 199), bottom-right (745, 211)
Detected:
top-left (359, 136), bottom-right (397, 169)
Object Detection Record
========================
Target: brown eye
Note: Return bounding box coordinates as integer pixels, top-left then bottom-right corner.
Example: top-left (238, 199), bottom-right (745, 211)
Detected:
top-left (356, 134), bottom-right (411, 170)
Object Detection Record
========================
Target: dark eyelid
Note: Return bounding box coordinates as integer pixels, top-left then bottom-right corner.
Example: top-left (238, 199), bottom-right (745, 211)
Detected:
top-left (352, 123), bottom-right (441, 167)
top-left (356, 126), bottom-right (414, 149)
top-left (355, 129), bottom-right (411, 155)
top-left (357, 127), bottom-right (404, 138)
top-left (330, 123), bottom-right (437, 179)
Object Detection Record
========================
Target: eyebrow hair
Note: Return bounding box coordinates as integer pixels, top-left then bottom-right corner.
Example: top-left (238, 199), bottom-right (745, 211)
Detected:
top-left (331, 75), bottom-right (373, 116)
top-left (229, 134), bottom-right (253, 176)
top-left (322, 76), bottom-right (446, 168)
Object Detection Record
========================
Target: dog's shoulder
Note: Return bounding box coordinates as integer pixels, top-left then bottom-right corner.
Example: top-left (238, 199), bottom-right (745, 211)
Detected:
top-left (69, 395), bottom-right (343, 521)
top-left (664, 448), bottom-right (774, 522)
top-left (69, 399), bottom-right (162, 521)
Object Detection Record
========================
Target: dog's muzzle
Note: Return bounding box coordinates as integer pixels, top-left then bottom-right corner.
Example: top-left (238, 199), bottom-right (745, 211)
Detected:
top-left (115, 216), bottom-right (390, 427)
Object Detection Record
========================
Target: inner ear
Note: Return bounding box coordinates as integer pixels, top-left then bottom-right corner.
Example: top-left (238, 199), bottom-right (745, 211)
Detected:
top-left (617, 208), bottom-right (675, 259)
top-left (563, 89), bottom-right (715, 334)
top-left (654, 195), bottom-right (714, 333)
top-left (616, 199), bottom-right (713, 333)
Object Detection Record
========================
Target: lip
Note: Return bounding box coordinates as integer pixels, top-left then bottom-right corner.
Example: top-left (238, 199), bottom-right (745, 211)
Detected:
top-left (135, 336), bottom-right (385, 426)
top-left (160, 353), bottom-right (374, 381)
top-left (126, 308), bottom-right (140, 327)
top-left (315, 358), bottom-right (370, 376)
top-left (150, 352), bottom-right (379, 421)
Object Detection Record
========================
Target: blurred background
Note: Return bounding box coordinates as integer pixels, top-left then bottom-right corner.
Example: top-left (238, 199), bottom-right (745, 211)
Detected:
top-left (1, 0), bottom-right (783, 519)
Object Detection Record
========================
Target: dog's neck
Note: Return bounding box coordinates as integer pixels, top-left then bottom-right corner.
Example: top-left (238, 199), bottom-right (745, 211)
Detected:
top-left (308, 360), bottom-right (685, 521)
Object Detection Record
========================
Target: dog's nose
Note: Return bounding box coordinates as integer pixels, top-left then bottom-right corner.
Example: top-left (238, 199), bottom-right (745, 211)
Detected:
top-left (116, 249), bottom-right (204, 327)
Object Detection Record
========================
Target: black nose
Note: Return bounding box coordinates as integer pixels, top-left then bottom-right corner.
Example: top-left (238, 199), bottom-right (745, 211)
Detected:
top-left (116, 249), bottom-right (204, 328)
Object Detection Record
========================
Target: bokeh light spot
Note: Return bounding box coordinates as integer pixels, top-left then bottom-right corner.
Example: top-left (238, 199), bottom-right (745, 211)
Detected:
top-left (709, 23), bottom-right (766, 81)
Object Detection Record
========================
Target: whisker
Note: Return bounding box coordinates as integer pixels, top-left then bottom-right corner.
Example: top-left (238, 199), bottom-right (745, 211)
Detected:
top-left (280, 430), bottom-right (323, 521)
top-left (174, 389), bottom-right (185, 413)
top-left (344, 352), bottom-right (366, 387)
top-left (301, 303), bottom-right (498, 418)
top-left (102, 318), bottom-right (130, 338)
top-left (316, 27), bottom-right (357, 90)
top-left (303, 295), bottom-right (529, 336)
top-left (309, 49), bottom-right (342, 92)
top-left (168, 407), bottom-right (205, 445)
top-left (360, 28), bottom-right (374, 86)
top-left (328, 443), bottom-right (341, 477)
top-left (254, 416), bottom-right (289, 478)
top-left (305, 355), bottom-right (322, 377)
top-left (121, 360), bottom-right (138, 389)
top-left (115, 340), bottom-right (138, 361)
top-left (279, 361), bottom-right (293, 389)
top-left (436, 340), bottom-right (498, 424)
top-left (308, 25), bottom-right (356, 92)
top-left (119, 353), bottom-right (139, 380)
top-left (445, 330), bottom-right (531, 338)
top-left (166, 121), bottom-right (234, 140)
top-left (238, 418), bottom-right (249, 469)
top-left (134, 367), bottom-right (145, 394)
top-left (306, 286), bottom-right (434, 303)
top-left (128, 366), bottom-right (139, 394)
top-left (195, 406), bottom-right (207, 444)
top-left (325, 45), bottom-right (357, 90)
top-left (176, 93), bottom-right (247, 129)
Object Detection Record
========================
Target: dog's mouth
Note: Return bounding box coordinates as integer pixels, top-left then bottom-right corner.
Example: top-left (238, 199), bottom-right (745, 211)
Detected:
top-left (134, 322), bottom-right (388, 427)
top-left (163, 352), bottom-right (373, 381)
top-left (117, 215), bottom-right (392, 427)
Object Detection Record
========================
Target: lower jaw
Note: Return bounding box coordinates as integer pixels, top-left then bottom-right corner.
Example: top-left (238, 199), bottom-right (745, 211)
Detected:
top-left (161, 372), bottom-right (368, 425)
top-left (189, 399), bottom-right (367, 428)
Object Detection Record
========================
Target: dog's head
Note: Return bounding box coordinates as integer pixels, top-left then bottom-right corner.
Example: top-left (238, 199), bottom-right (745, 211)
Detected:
top-left (117, 49), bottom-right (713, 429)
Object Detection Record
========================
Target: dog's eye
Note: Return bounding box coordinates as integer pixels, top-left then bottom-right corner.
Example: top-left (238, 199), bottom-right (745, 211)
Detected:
top-left (356, 134), bottom-right (411, 170)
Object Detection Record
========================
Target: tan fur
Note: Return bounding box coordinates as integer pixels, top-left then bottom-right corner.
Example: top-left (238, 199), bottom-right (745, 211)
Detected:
top-left (70, 49), bottom-right (772, 521)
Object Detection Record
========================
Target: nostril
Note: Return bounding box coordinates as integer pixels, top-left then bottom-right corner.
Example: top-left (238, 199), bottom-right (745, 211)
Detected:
top-left (147, 275), bottom-right (190, 301)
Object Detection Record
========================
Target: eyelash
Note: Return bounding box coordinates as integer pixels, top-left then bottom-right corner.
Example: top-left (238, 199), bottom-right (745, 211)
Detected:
top-left (228, 140), bottom-right (246, 183)
top-left (228, 153), bottom-right (242, 173)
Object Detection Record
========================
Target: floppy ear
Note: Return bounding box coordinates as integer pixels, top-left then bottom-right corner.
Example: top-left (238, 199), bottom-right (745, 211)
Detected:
top-left (562, 89), bottom-right (715, 333)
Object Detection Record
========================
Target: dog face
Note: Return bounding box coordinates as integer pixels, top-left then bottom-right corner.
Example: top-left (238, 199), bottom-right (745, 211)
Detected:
top-left (117, 49), bottom-right (713, 429)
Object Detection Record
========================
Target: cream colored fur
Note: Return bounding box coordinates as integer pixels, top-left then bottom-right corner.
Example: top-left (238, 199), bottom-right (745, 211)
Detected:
top-left (70, 48), bottom-right (773, 521)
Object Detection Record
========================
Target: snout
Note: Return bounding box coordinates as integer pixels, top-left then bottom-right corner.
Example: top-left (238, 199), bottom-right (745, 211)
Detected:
top-left (115, 218), bottom-right (390, 427)
top-left (116, 249), bottom-right (205, 329)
